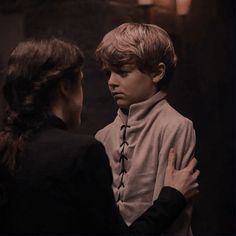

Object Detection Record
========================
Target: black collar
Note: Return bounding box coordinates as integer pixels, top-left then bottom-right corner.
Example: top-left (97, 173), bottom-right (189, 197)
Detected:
top-left (45, 115), bottom-right (67, 130)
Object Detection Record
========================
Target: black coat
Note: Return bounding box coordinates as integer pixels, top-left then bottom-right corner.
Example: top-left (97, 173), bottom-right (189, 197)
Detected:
top-left (1, 116), bottom-right (185, 234)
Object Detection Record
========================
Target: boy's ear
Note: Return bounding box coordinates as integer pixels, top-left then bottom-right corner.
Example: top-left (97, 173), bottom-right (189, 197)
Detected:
top-left (152, 63), bottom-right (166, 84)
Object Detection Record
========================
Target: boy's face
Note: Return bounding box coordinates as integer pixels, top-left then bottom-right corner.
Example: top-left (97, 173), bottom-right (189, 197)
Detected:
top-left (105, 65), bottom-right (157, 109)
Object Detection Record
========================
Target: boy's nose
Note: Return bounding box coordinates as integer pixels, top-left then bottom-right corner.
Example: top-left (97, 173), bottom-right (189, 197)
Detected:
top-left (108, 72), bottom-right (119, 87)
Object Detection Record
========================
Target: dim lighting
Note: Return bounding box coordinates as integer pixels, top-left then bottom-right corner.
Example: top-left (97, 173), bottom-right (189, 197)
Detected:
top-left (137, 0), bottom-right (154, 6)
top-left (176, 0), bottom-right (192, 15)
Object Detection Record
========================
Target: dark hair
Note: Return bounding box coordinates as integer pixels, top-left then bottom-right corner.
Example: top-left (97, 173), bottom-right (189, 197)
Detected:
top-left (96, 23), bottom-right (177, 91)
top-left (0, 38), bottom-right (84, 173)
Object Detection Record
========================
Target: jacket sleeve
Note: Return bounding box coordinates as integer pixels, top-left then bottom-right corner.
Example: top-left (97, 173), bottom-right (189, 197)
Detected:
top-left (152, 118), bottom-right (196, 236)
top-left (81, 140), bottom-right (186, 235)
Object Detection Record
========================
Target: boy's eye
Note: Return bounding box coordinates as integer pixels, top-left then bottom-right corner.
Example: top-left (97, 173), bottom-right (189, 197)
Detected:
top-left (118, 70), bottom-right (129, 78)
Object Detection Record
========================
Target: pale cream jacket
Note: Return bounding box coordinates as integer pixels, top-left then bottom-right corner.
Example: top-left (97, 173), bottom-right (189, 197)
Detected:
top-left (95, 91), bottom-right (196, 236)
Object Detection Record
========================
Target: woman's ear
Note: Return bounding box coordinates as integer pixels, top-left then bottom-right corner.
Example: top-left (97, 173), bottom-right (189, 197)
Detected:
top-left (58, 79), bottom-right (71, 98)
top-left (152, 63), bottom-right (166, 84)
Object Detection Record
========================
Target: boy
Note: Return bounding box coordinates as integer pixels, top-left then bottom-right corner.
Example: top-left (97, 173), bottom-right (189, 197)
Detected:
top-left (95, 23), bottom-right (196, 235)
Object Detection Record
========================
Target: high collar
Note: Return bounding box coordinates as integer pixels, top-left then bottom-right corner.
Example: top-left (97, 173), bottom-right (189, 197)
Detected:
top-left (117, 90), bottom-right (167, 124)
top-left (44, 115), bottom-right (68, 130)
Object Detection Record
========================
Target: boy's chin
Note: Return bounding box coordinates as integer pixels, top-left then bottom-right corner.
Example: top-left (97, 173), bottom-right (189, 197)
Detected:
top-left (116, 101), bottom-right (130, 110)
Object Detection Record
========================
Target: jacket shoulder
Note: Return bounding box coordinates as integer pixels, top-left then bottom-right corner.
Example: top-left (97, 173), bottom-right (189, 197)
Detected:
top-left (27, 128), bottom-right (106, 166)
top-left (157, 101), bottom-right (194, 130)
top-left (95, 121), bottom-right (116, 142)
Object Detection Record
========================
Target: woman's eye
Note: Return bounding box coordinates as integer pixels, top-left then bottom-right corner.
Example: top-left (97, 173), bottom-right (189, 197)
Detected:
top-left (103, 70), bottom-right (111, 78)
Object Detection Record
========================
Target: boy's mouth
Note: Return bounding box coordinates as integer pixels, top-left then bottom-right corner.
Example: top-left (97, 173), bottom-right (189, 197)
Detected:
top-left (112, 92), bottom-right (124, 98)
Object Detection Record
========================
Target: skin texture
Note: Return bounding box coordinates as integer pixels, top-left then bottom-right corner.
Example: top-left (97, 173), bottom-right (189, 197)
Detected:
top-left (164, 149), bottom-right (200, 201)
top-left (64, 76), bottom-right (83, 128)
top-left (106, 64), bottom-right (165, 110)
top-left (51, 72), bottom-right (83, 130)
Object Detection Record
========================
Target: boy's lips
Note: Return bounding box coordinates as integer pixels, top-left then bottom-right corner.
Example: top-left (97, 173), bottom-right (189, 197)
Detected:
top-left (111, 92), bottom-right (124, 97)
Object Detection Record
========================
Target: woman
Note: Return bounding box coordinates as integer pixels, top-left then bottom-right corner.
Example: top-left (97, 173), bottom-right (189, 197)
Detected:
top-left (0, 38), bottom-right (199, 234)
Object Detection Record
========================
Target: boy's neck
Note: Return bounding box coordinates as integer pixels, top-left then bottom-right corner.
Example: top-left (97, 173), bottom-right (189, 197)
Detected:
top-left (121, 108), bottom-right (129, 115)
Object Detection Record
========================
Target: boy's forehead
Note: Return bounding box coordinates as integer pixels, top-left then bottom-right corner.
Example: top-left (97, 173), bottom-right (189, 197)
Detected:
top-left (104, 63), bottom-right (137, 71)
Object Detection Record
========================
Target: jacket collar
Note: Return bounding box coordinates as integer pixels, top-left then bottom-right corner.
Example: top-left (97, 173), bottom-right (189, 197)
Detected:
top-left (117, 90), bottom-right (167, 124)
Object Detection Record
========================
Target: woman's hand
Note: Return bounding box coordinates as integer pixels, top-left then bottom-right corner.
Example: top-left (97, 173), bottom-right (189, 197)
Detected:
top-left (164, 149), bottom-right (200, 201)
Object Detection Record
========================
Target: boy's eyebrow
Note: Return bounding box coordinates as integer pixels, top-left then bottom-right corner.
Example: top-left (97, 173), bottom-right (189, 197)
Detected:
top-left (113, 63), bottom-right (135, 70)
top-left (101, 63), bottom-right (136, 73)
top-left (121, 64), bottom-right (135, 70)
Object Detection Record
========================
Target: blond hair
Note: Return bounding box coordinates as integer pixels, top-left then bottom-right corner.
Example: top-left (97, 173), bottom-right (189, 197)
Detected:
top-left (96, 23), bottom-right (177, 90)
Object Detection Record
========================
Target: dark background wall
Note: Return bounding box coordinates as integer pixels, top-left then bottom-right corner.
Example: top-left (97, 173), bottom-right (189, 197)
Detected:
top-left (0, 0), bottom-right (235, 235)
